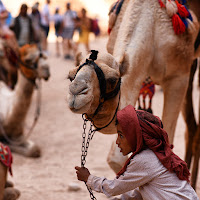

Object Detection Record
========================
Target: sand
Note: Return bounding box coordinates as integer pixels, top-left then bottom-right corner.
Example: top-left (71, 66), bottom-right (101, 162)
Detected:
top-left (7, 36), bottom-right (200, 200)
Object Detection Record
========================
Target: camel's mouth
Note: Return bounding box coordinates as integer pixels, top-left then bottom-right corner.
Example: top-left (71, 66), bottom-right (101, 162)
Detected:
top-left (67, 88), bottom-right (93, 114)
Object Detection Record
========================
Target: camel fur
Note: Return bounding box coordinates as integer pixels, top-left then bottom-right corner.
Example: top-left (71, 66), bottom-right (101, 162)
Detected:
top-left (68, 0), bottom-right (200, 174)
top-left (0, 44), bottom-right (50, 158)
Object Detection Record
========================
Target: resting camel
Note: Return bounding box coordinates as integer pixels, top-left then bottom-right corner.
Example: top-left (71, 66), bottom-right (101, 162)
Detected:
top-left (0, 44), bottom-right (49, 199)
top-left (67, 0), bottom-right (199, 174)
top-left (0, 44), bottom-right (50, 157)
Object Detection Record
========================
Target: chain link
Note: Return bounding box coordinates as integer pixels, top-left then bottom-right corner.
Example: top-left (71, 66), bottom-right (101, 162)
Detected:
top-left (81, 117), bottom-right (97, 200)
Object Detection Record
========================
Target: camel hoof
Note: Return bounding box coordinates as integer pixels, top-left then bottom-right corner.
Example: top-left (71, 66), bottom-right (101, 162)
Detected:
top-left (3, 188), bottom-right (20, 200)
top-left (5, 180), bottom-right (14, 188)
top-left (8, 140), bottom-right (41, 158)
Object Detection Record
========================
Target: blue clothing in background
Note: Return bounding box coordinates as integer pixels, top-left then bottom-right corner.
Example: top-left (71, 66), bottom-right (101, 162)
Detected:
top-left (6, 12), bottom-right (12, 26)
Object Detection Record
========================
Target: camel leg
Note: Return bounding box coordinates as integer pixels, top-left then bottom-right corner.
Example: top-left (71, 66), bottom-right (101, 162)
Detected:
top-left (191, 124), bottom-right (200, 190)
top-left (107, 137), bottom-right (128, 174)
top-left (190, 87), bottom-right (200, 190)
top-left (142, 96), bottom-right (146, 110)
top-left (162, 76), bottom-right (189, 144)
top-left (182, 60), bottom-right (198, 167)
top-left (7, 140), bottom-right (41, 158)
top-left (0, 162), bottom-right (7, 200)
top-left (138, 97), bottom-right (142, 110)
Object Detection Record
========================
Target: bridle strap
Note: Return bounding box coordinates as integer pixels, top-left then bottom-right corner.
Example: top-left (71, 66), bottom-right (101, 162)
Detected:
top-left (18, 48), bottom-right (44, 85)
top-left (75, 50), bottom-right (121, 121)
top-left (75, 59), bottom-right (107, 99)
top-left (83, 93), bottom-right (121, 132)
top-left (19, 50), bottom-right (43, 70)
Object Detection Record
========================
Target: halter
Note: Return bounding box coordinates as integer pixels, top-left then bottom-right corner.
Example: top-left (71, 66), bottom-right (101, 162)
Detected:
top-left (19, 49), bottom-right (44, 86)
top-left (74, 50), bottom-right (121, 130)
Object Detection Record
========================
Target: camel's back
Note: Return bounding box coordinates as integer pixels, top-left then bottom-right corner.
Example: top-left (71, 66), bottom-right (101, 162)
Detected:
top-left (112, 0), bottom-right (198, 83)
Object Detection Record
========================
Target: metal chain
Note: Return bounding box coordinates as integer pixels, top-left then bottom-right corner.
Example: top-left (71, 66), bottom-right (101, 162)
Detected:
top-left (81, 117), bottom-right (97, 200)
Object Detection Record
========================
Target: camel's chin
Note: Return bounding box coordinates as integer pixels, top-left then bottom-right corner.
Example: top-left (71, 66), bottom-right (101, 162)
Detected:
top-left (69, 101), bottom-right (92, 114)
top-left (68, 95), bottom-right (93, 114)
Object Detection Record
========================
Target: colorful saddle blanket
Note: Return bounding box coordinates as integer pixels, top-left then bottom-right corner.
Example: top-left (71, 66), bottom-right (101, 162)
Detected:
top-left (139, 77), bottom-right (155, 99)
top-left (0, 143), bottom-right (12, 175)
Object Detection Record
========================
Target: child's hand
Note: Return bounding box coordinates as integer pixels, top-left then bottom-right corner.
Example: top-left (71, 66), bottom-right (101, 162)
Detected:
top-left (75, 166), bottom-right (90, 182)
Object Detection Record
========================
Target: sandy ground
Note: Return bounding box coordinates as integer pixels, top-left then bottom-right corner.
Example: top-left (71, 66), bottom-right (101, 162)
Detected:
top-left (6, 36), bottom-right (200, 200)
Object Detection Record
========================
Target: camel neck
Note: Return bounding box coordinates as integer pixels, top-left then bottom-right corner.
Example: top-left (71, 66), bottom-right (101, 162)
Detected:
top-left (5, 71), bottom-right (35, 136)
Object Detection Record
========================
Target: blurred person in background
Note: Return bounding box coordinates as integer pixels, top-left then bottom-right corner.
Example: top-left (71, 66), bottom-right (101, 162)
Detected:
top-left (53, 6), bottom-right (63, 56)
top-left (0, 0), bottom-right (18, 52)
top-left (30, 3), bottom-right (43, 46)
top-left (61, 2), bottom-right (77, 60)
top-left (76, 8), bottom-right (91, 53)
top-left (41, 0), bottom-right (51, 52)
top-left (10, 4), bottom-right (35, 47)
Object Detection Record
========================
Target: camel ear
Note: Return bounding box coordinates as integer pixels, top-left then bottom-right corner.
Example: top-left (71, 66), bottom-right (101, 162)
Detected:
top-left (75, 52), bottom-right (83, 66)
top-left (118, 53), bottom-right (129, 77)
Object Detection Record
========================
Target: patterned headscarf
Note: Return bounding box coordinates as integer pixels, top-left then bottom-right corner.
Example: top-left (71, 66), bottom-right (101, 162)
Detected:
top-left (116, 105), bottom-right (190, 182)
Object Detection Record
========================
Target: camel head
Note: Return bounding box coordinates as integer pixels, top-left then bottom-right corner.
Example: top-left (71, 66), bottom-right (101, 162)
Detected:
top-left (19, 44), bottom-right (50, 82)
top-left (67, 50), bottom-right (129, 134)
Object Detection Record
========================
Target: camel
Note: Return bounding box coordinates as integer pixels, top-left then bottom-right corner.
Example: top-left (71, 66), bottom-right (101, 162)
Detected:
top-left (0, 44), bottom-right (50, 158)
top-left (67, 0), bottom-right (199, 175)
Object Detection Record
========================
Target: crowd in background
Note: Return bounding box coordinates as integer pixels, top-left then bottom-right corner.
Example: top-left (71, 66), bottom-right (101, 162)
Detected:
top-left (0, 0), bottom-right (101, 60)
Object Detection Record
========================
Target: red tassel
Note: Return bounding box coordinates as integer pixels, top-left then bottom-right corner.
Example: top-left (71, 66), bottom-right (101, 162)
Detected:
top-left (158, 0), bottom-right (165, 8)
top-left (172, 14), bottom-right (186, 34)
top-left (175, 0), bottom-right (189, 18)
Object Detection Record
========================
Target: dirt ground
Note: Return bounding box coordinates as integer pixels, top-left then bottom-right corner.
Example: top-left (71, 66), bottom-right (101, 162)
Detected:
top-left (7, 36), bottom-right (200, 200)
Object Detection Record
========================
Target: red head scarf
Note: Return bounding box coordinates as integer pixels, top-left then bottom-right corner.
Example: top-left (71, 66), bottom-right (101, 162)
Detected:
top-left (116, 105), bottom-right (190, 182)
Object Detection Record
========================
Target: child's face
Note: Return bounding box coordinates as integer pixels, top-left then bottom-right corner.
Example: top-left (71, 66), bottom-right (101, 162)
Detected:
top-left (116, 124), bottom-right (132, 156)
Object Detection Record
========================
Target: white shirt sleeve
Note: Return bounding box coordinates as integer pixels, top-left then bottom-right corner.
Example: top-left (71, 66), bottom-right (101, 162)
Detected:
top-left (86, 157), bottom-right (155, 198)
top-left (111, 188), bottom-right (143, 200)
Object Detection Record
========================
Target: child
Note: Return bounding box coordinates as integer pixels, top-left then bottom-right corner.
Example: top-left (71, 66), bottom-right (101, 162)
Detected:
top-left (75, 105), bottom-right (199, 200)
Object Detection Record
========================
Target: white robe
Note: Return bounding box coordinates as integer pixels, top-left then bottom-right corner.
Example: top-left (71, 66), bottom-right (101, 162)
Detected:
top-left (87, 149), bottom-right (199, 200)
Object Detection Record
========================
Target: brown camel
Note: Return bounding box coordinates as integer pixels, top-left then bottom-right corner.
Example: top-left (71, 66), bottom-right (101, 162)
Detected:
top-left (67, 0), bottom-right (199, 174)
top-left (0, 44), bottom-right (50, 157)
top-left (0, 44), bottom-right (49, 200)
